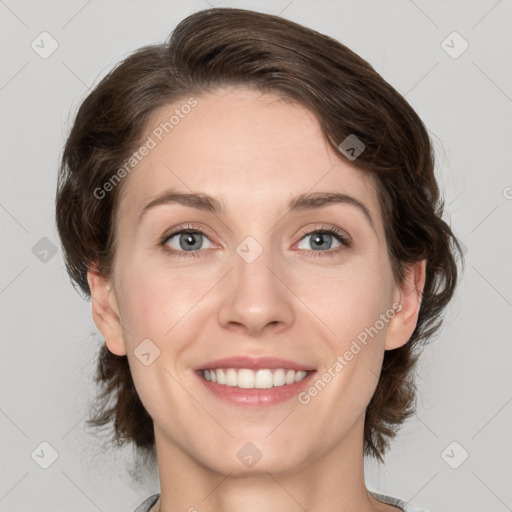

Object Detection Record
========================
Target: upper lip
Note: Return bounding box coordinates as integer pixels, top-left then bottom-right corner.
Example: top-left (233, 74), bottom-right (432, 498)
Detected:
top-left (194, 356), bottom-right (316, 372)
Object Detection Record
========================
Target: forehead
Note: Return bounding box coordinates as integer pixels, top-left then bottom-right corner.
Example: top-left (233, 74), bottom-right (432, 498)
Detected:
top-left (117, 86), bottom-right (382, 229)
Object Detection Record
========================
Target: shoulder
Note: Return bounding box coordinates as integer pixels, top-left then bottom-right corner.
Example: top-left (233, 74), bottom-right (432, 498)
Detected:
top-left (133, 493), bottom-right (160, 512)
top-left (369, 490), bottom-right (430, 512)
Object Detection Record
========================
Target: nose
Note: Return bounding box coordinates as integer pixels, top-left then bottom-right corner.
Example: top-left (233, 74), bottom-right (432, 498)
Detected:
top-left (216, 242), bottom-right (295, 337)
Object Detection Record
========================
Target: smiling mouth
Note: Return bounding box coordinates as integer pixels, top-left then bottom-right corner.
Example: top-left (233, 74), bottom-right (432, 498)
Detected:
top-left (198, 368), bottom-right (311, 389)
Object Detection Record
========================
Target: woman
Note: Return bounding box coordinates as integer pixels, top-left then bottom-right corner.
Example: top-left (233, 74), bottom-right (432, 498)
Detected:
top-left (55, 7), bottom-right (461, 512)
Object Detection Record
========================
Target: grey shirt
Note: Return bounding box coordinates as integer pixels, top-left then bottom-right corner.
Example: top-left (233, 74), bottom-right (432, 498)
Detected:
top-left (133, 493), bottom-right (159, 512)
top-left (133, 491), bottom-right (429, 512)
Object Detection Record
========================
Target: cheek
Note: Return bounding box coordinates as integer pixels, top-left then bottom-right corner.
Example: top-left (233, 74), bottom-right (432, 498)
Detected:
top-left (114, 263), bottom-right (206, 427)
top-left (304, 257), bottom-right (395, 405)
top-left (115, 260), bottom-right (203, 345)
top-left (310, 261), bottom-right (394, 345)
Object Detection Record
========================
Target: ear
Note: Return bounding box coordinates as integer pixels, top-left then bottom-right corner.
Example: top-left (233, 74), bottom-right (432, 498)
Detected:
top-left (385, 259), bottom-right (427, 350)
top-left (87, 269), bottom-right (127, 356)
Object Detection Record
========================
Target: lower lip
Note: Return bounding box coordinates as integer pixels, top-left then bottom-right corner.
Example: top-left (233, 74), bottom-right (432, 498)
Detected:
top-left (195, 371), bottom-right (316, 406)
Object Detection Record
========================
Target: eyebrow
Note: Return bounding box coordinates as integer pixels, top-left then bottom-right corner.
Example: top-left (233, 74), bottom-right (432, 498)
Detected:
top-left (139, 189), bottom-right (375, 228)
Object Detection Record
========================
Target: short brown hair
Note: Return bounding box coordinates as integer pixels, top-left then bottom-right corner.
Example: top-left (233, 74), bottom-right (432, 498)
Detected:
top-left (55, 7), bottom-right (463, 462)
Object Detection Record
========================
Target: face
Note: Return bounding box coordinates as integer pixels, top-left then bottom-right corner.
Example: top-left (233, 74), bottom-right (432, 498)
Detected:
top-left (90, 86), bottom-right (424, 476)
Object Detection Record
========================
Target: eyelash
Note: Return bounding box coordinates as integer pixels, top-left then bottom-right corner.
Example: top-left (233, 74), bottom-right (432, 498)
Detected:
top-left (159, 224), bottom-right (351, 259)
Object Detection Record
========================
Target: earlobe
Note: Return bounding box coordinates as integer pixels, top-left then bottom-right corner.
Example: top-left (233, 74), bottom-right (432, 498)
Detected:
top-left (385, 259), bottom-right (427, 351)
top-left (87, 269), bottom-right (127, 356)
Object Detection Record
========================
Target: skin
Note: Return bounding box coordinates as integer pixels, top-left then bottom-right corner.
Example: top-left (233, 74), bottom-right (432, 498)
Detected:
top-left (88, 86), bottom-right (426, 512)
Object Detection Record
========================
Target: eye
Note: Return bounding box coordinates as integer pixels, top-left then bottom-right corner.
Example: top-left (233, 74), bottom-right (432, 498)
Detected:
top-left (295, 226), bottom-right (351, 257)
top-left (159, 224), bottom-right (351, 259)
top-left (161, 226), bottom-right (213, 257)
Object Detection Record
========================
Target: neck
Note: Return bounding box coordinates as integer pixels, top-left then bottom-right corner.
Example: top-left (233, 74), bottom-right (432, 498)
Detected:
top-left (151, 416), bottom-right (391, 512)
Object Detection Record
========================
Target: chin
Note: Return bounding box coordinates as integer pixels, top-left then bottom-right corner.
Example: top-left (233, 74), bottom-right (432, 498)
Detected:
top-left (195, 444), bottom-right (303, 477)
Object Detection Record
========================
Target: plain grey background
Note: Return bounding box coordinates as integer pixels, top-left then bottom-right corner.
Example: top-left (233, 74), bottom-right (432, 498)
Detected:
top-left (1, 0), bottom-right (511, 511)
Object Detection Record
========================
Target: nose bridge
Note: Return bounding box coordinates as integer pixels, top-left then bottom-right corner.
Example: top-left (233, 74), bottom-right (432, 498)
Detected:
top-left (216, 232), bottom-right (295, 334)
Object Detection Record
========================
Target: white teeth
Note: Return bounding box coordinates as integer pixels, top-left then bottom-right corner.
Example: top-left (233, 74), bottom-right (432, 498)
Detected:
top-left (201, 368), bottom-right (310, 388)
top-left (216, 368), bottom-right (226, 384)
top-left (255, 369), bottom-right (273, 388)
top-left (226, 368), bottom-right (237, 387)
top-left (273, 369), bottom-right (286, 387)
top-left (294, 370), bottom-right (307, 382)
top-left (237, 369), bottom-right (255, 389)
